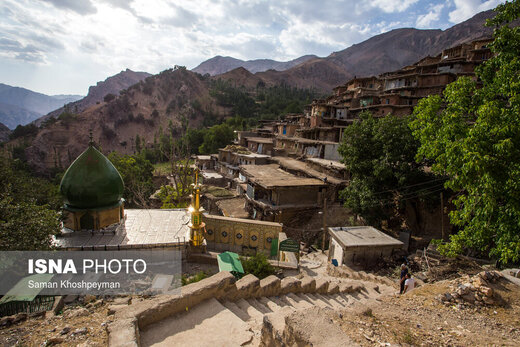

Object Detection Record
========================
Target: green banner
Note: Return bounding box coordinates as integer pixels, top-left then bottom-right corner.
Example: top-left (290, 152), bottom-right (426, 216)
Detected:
top-left (270, 237), bottom-right (279, 257)
top-left (279, 238), bottom-right (299, 252)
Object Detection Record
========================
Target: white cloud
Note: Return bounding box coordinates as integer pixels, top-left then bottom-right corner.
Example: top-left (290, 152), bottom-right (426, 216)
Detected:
top-left (448, 0), bottom-right (503, 23)
top-left (416, 3), bottom-right (444, 28)
top-left (0, 0), bottom-right (499, 94)
top-left (370, 0), bottom-right (419, 13)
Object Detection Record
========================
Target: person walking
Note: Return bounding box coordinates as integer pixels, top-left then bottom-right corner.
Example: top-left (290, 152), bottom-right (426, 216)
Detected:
top-left (403, 273), bottom-right (416, 293)
top-left (399, 263), bottom-right (408, 294)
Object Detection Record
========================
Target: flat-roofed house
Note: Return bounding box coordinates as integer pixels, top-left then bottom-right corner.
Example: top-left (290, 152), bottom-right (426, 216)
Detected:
top-left (328, 226), bottom-right (404, 266)
top-left (240, 164), bottom-right (327, 223)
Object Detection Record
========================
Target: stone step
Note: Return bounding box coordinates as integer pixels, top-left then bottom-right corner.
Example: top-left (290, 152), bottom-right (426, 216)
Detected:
top-left (140, 298), bottom-right (253, 347)
top-left (235, 298), bottom-right (264, 321)
top-left (259, 297), bottom-right (283, 312)
top-left (284, 293), bottom-right (313, 309)
top-left (247, 297), bottom-right (272, 314)
top-left (305, 293), bottom-right (334, 309)
top-left (295, 293), bottom-right (318, 307)
top-left (221, 300), bottom-right (250, 322)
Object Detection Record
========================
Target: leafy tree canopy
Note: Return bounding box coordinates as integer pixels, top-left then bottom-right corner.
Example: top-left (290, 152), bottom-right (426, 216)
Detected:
top-left (0, 156), bottom-right (61, 250)
top-left (409, 0), bottom-right (520, 263)
top-left (339, 112), bottom-right (436, 228)
top-left (108, 152), bottom-right (154, 208)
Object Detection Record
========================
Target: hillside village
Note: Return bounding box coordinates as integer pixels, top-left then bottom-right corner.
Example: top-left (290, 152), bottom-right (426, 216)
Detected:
top-left (1, 2), bottom-right (520, 347)
top-left (197, 38), bottom-right (492, 241)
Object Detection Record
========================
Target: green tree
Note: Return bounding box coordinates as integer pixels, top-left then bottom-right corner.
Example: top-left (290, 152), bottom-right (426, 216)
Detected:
top-left (108, 152), bottom-right (154, 208)
top-left (0, 156), bottom-right (62, 250)
top-left (409, 1), bottom-right (520, 263)
top-left (339, 112), bottom-right (436, 228)
top-left (198, 123), bottom-right (235, 154)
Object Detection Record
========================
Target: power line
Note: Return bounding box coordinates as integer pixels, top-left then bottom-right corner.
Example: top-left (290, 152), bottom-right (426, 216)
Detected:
top-left (369, 177), bottom-right (448, 195)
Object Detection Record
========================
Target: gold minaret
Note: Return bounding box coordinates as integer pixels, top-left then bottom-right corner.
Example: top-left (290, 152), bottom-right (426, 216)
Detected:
top-left (188, 168), bottom-right (205, 248)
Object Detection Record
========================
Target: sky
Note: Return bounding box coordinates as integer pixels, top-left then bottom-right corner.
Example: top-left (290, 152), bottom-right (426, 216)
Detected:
top-left (0, 0), bottom-right (504, 96)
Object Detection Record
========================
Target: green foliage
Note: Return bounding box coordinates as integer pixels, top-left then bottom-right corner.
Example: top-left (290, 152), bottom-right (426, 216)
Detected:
top-left (104, 93), bottom-right (116, 103)
top-left (241, 252), bottom-right (275, 279)
top-left (9, 123), bottom-right (38, 140)
top-left (0, 155), bottom-right (62, 250)
top-left (157, 185), bottom-right (190, 209)
top-left (339, 112), bottom-right (436, 227)
top-left (209, 79), bottom-right (320, 121)
top-left (198, 123), bottom-right (235, 154)
top-left (107, 152), bottom-right (154, 208)
top-left (181, 271), bottom-right (208, 286)
top-left (409, 0), bottom-right (520, 263)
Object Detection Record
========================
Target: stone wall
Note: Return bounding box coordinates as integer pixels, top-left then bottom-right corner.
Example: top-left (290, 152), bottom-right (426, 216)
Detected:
top-left (203, 214), bottom-right (282, 254)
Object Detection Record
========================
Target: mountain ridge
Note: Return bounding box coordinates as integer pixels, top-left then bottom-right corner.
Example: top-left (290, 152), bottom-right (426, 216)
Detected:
top-left (210, 10), bottom-right (498, 92)
top-left (193, 55), bottom-right (318, 76)
top-left (0, 84), bottom-right (82, 128)
top-left (34, 69), bottom-right (151, 126)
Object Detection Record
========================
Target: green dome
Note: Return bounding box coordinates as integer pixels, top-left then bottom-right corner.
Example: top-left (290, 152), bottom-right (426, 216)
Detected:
top-left (60, 145), bottom-right (124, 209)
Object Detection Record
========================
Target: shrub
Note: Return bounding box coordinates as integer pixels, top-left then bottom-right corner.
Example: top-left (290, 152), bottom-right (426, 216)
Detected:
top-left (241, 252), bottom-right (275, 279)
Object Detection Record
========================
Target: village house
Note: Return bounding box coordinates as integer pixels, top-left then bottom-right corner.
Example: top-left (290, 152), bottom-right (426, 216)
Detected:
top-left (239, 164), bottom-right (327, 223)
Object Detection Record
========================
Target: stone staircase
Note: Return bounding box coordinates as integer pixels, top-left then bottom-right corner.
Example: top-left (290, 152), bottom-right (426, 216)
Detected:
top-left (109, 271), bottom-right (394, 347)
top-left (138, 279), bottom-right (383, 346)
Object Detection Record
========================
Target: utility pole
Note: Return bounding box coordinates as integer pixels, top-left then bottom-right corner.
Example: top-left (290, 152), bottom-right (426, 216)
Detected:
top-left (440, 191), bottom-right (445, 241)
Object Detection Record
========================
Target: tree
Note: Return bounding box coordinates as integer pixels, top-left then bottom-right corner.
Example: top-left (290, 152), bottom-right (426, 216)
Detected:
top-left (339, 112), bottom-right (436, 228)
top-left (198, 123), bottom-right (235, 154)
top-left (0, 155), bottom-right (62, 250)
top-left (409, 1), bottom-right (520, 263)
top-left (107, 152), bottom-right (154, 208)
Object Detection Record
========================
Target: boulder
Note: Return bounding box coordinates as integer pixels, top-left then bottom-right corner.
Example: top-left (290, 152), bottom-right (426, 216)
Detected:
top-left (63, 307), bottom-right (89, 319)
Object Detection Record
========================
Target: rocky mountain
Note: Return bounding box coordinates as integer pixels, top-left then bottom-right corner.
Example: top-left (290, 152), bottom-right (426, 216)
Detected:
top-left (193, 55), bottom-right (318, 76)
top-left (0, 122), bottom-right (10, 142)
top-left (24, 68), bottom-right (231, 173)
top-left (12, 9), bottom-right (505, 173)
top-left (0, 102), bottom-right (41, 129)
top-left (35, 69), bottom-right (151, 126)
top-left (0, 84), bottom-right (82, 128)
top-left (219, 10), bottom-right (499, 92)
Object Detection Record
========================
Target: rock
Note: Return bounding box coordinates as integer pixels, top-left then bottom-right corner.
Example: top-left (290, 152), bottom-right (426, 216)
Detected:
top-left (112, 297), bottom-right (131, 306)
top-left (60, 326), bottom-right (71, 335)
top-left (441, 293), bottom-right (453, 302)
top-left (479, 286), bottom-right (493, 297)
top-left (83, 295), bottom-right (97, 304)
top-left (107, 305), bottom-right (127, 315)
top-left (483, 296), bottom-right (495, 305)
top-left (45, 337), bottom-right (65, 345)
top-left (73, 327), bottom-right (88, 335)
top-left (461, 293), bottom-right (475, 304)
top-left (12, 313), bottom-right (27, 324)
top-left (63, 307), bottom-right (89, 319)
top-left (0, 316), bottom-right (13, 327)
top-left (63, 295), bottom-right (78, 304)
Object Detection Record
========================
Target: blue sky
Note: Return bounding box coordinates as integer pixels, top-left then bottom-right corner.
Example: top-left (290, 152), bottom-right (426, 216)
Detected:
top-left (0, 0), bottom-right (503, 95)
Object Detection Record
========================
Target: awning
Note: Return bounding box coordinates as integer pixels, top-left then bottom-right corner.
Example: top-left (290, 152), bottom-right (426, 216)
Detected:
top-left (217, 251), bottom-right (244, 274)
top-left (0, 274), bottom-right (54, 304)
